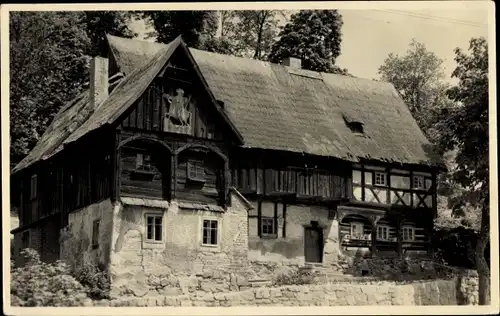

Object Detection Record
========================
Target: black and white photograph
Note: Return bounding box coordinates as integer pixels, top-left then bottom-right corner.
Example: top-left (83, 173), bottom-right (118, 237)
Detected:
top-left (1, 1), bottom-right (498, 314)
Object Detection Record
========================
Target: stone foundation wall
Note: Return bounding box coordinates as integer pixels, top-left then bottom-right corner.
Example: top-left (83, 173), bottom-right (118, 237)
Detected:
top-left (97, 279), bottom-right (472, 306)
top-left (108, 193), bottom-right (250, 298)
top-left (456, 270), bottom-right (479, 305)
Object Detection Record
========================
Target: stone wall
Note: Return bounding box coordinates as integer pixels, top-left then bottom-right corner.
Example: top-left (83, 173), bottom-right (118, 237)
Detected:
top-left (456, 270), bottom-right (479, 305)
top-left (60, 199), bottom-right (115, 271)
top-left (108, 192), bottom-right (250, 298)
top-left (248, 202), bottom-right (340, 266)
top-left (98, 279), bottom-right (471, 307)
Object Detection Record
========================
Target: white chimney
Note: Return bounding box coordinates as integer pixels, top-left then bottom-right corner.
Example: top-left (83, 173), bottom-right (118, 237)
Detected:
top-left (90, 57), bottom-right (109, 110)
top-left (283, 57), bottom-right (302, 69)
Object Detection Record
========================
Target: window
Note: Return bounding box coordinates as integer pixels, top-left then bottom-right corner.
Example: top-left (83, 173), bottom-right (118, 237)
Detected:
top-left (402, 226), bottom-right (416, 241)
top-left (376, 225), bottom-right (390, 241)
top-left (350, 222), bottom-right (364, 239)
top-left (146, 214), bottom-right (163, 241)
top-left (136, 153), bottom-right (153, 171)
top-left (202, 219), bottom-right (218, 246)
top-left (187, 159), bottom-right (205, 182)
top-left (22, 230), bottom-right (30, 249)
top-left (92, 219), bottom-right (100, 249)
top-left (30, 175), bottom-right (37, 199)
top-left (374, 172), bottom-right (386, 186)
top-left (412, 176), bottom-right (425, 190)
top-left (261, 217), bottom-right (276, 236)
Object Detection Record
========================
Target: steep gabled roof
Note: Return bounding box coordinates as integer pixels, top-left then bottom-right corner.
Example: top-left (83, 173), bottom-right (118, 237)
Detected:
top-left (107, 35), bottom-right (441, 167)
top-left (13, 35), bottom-right (442, 175)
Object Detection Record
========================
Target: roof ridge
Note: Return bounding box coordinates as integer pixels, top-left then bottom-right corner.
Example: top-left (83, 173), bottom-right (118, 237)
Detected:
top-left (106, 35), bottom-right (395, 85)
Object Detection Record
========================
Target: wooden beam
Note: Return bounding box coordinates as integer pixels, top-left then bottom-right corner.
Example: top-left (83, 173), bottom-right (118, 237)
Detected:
top-left (282, 203), bottom-right (287, 238)
top-left (257, 201), bottom-right (262, 237)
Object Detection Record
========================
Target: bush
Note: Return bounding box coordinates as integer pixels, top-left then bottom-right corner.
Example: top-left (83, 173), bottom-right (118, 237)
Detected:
top-left (74, 262), bottom-right (111, 300)
top-left (433, 226), bottom-right (490, 269)
top-left (273, 268), bottom-right (315, 286)
top-left (11, 249), bottom-right (90, 307)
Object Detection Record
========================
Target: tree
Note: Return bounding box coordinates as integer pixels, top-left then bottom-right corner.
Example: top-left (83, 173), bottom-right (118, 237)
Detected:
top-left (268, 10), bottom-right (349, 74)
top-left (83, 11), bottom-right (138, 56)
top-left (230, 10), bottom-right (283, 60)
top-left (142, 11), bottom-right (218, 48)
top-left (436, 37), bottom-right (489, 305)
top-left (378, 39), bottom-right (453, 138)
top-left (9, 12), bottom-right (91, 165)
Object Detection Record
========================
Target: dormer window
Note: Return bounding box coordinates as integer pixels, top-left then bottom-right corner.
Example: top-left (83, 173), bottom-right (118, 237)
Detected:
top-left (343, 114), bottom-right (364, 134)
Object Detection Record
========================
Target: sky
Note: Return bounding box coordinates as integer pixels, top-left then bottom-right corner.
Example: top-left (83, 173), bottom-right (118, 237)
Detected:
top-left (129, 7), bottom-right (489, 84)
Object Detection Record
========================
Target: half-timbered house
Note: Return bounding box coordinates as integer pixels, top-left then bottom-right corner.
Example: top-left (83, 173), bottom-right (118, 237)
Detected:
top-left (10, 34), bottom-right (443, 286)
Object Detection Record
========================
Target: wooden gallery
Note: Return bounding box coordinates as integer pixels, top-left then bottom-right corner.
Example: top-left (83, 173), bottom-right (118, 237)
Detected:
top-left (10, 35), bottom-right (442, 283)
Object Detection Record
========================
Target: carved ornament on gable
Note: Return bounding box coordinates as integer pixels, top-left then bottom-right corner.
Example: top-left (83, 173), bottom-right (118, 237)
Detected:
top-left (162, 88), bottom-right (192, 133)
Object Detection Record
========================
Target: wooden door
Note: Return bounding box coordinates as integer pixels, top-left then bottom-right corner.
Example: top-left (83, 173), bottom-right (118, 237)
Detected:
top-left (304, 227), bottom-right (323, 263)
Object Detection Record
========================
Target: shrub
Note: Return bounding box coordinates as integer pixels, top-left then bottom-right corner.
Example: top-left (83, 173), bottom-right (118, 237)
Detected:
top-left (74, 262), bottom-right (111, 300)
top-left (273, 268), bottom-right (315, 286)
top-left (11, 249), bottom-right (90, 307)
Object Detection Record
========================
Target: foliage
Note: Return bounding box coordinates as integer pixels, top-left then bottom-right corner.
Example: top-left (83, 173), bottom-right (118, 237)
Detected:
top-left (273, 268), bottom-right (315, 286)
top-left (433, 226), bottom-right (489, 269)
top-left (377, 39), bottom-right (454, 139)
top-left (74, 262), bottom-right (111, 300)
top-left (9, 11), bottom-right (138, 167)
top-left (83, 11), bottom-right (138, 56)
top-left (268, 10), bottom-right (349, 75)
top-left (434, 37), bottom-right (489, 305)
top-left (229, 10), bottom-right (284, 60)
top-left (142, 11), bottom-right (218, 48)
top-left (11, 249), bottom-right (90, 307)
top-left (9, 12), bottom-right (91, 165)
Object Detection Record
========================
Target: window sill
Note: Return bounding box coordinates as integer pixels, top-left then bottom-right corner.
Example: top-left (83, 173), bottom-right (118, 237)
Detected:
top-left (260, 234), bottom-right (278, 239)
top-left (143, 240), bottom-right (164, 249)
top-left (201, 244), bottom-right (221, 252)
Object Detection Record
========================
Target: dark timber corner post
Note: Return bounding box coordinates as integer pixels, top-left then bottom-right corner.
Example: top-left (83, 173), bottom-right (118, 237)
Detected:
top-left (371, 215), bottom-right (380, 257)
top-left (111, 129), bottom-right (122, 202)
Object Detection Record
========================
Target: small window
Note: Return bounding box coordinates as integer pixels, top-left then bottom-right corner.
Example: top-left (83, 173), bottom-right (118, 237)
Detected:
top-left (136, 153), bottom-right (153, 171)
top-left (402, 226), bottom-right (416, 241)
top-left (412, 176), bottom-right (425, 190)
top-left (376, 225), bottom-right (390, 241)
top-left (202, 219), bottom-right (218, 246)
top-left (22, 230), bottom-right (30, 249)
top-left (92, 219), bottom-right (100, 249)
top-left (350, 222), bottom-right (364, 239)
top-left (261, 217), bottom-right (276, 236)
top-left (187, 159), bottom-right (205, 182)
top-left (374, 172), bottom-right (386, 186)
top-left (30, 175), bottom-right (37, 200)
top-left (146, 214), bottom-right (163, 241)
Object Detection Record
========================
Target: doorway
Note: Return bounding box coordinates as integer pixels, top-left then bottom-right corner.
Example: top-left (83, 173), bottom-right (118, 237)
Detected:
top-left (304, 223), bottom-right (324, 263)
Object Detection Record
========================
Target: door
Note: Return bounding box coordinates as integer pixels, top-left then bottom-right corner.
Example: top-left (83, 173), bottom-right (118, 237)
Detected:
top-left (304, 227), bottom-right (323, 263)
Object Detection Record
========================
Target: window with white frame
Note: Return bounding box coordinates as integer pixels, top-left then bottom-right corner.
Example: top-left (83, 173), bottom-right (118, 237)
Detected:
top-left (350, 222), bottom-right (364, 239)
top-left (146, 214), bottom-right (163, 241)
top-left (376, 225), bottom-right (390, 241)
top-left (202, 219), bottom-right (218, 246)
top-left (402, 226), bottom-right (416, 241)
top-left (374, 172), bottom-right (386, 186)
top-left (261, 217), bottom-right (276, 236)
top-left (412, 175), bottom-right (425, 190)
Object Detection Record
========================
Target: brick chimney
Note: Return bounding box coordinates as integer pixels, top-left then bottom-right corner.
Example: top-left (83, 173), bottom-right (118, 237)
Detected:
top-left (90, 57), bottom-right (109, 110)
top-left (283, 57), bottom-right (302, 69)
